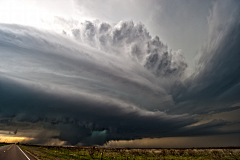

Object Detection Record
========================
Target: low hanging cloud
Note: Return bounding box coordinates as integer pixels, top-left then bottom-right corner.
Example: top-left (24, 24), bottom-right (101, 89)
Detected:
top-left (0, 22), bottom-right (194, 145)
top-left (0, 0), bottom-right (240, 146)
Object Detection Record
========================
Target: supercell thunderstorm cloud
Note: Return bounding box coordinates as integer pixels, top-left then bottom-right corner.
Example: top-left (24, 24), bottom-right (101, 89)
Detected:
top-left (0, 0), bottom-right (240, 146)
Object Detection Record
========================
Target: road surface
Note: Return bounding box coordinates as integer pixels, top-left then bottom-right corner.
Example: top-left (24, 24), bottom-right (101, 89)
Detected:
top-left (0, 144), bottom-right (36, 160)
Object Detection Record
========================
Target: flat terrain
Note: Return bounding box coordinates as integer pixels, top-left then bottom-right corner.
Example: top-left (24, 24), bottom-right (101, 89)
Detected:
top-left (0, 144), bottom-right (36, 160)
top-left (19, 144), bottom-right (240, 160)
top-left (0, 143), bottom-right (9, 147)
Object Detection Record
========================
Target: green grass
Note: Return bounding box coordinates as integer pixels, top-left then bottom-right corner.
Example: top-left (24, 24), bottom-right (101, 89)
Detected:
top-left (0, 143), bottom-right (11, 147)
top-left (19, 145), bottom-right (240, 160)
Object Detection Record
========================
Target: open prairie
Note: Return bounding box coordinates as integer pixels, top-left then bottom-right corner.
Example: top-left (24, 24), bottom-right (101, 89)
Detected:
top-left (19, 144), bottom-right (240, 160)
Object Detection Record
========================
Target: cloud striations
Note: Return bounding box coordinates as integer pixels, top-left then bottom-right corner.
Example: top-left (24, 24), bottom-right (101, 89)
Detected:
top-left (0, 0), bottom-right (240, 146)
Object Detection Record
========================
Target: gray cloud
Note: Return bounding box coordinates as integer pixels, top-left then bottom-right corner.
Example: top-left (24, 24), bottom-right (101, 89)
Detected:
top-left (67, 20), bottom-right (188, 77)
top-left (0, 23), bottom-right (192, 145)
top-left (73, 0), bottom-right (212, 68)
top-left (0, 0), bottom-right (240, 146)
top-left (168, 0), bottom-right (240, 115)
top-left (0, 72), bottom-right (196, 145)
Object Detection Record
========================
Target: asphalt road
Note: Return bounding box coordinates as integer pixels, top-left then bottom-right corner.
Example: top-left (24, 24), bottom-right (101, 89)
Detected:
top-left (0, 144), bottom-right (36, 160)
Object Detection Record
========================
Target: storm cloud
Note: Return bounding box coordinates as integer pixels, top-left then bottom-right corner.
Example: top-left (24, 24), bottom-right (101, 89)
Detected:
top-left (0, 0), bottom-right (240, 146)
top-left (65, 20), bottom-right (188, 77)
top-left (169, 0), bottom-right (240, 115)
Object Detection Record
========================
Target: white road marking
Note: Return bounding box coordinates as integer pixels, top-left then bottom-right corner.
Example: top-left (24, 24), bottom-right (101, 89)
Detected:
top-left (17, 145), bottom-right (30, 160)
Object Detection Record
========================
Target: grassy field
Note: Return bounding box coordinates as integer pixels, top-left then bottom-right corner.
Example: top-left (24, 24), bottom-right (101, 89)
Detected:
top-left (0, 143), bottom-right (11, 147)
top-left (19, 145), bottom-right (240, 160)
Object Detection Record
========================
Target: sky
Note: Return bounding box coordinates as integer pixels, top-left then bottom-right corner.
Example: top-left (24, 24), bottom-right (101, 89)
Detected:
top-left (0, 0), bottom-right (240, 147)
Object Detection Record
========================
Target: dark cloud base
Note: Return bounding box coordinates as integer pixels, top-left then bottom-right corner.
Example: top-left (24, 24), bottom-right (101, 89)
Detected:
top-left (1, 75), bottom-right (236, 145)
